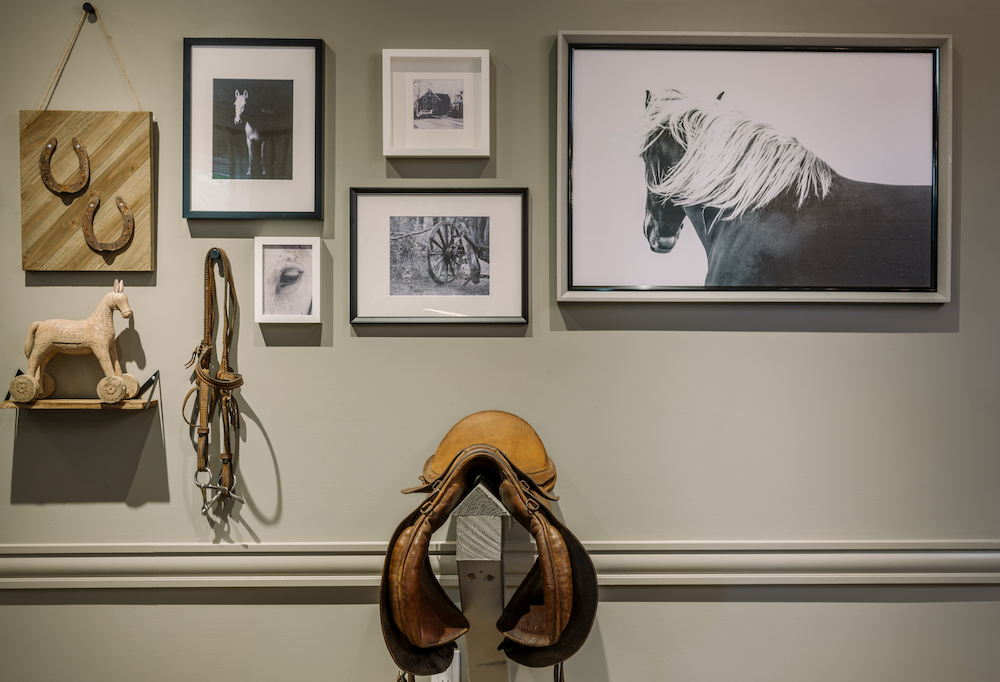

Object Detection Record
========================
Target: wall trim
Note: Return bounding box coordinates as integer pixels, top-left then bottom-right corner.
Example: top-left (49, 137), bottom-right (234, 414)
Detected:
top-left (2, 540), bottom-right (999, 589)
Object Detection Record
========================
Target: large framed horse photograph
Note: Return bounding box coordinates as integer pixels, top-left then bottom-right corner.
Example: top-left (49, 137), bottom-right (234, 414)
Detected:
top-left (557, 32), bottom-right (953, 303)
top-left (183, 38), bottom-right (324, 219)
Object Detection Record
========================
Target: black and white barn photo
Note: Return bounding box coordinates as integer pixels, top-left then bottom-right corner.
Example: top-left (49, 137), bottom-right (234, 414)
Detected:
top-left (213, 78), bottom-right (294, 179)
top-left (389, 216), bottom-right (489, 295)
top-left (412, 79), bottom-right (464, 129)
top-left (567, 46), bottom-right (939, 294)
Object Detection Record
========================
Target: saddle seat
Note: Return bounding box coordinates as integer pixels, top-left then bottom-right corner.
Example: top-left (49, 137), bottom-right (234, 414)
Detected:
top-left (418, 409), bottom-right (558, 495)
top-left (380, 411), bottom-right (597, 677)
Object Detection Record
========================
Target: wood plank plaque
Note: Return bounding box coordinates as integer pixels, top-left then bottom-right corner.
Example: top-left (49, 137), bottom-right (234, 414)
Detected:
top-left (20, 110), bottom-right (153, 271)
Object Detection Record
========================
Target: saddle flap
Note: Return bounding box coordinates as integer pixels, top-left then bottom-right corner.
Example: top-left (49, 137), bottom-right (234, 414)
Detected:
top-left (381, 511), bottom-right (464, 676)
top-left (423, 411), bottom-right (557, 492)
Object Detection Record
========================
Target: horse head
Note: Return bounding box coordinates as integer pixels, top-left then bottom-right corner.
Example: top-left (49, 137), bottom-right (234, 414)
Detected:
top-left (110, 279), bottom-right (132, 319)
top-left (234, 89), bottom-right (249, 124)
top-left (640, 90), bottom-right (689, 253)
top-left (639, 88), bottom-right (835, 256)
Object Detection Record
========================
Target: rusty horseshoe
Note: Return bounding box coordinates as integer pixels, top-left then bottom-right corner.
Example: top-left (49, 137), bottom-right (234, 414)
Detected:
top-left (82, 194), bottom-right (134, 253)
top-left (39, 136), bottom-right (91, 195)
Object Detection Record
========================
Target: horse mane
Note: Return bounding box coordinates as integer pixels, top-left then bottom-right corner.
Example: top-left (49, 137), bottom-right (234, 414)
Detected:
top-left (640, 89), bottom-right (835, 219)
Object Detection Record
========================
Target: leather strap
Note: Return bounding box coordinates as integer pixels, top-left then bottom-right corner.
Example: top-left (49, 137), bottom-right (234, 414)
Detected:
top-left (184, 248), bottom-right (244, 514)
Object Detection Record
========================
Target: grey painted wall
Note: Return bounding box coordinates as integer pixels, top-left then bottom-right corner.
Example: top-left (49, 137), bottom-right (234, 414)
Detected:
top-left (1, 0), bottom-right (999, 679)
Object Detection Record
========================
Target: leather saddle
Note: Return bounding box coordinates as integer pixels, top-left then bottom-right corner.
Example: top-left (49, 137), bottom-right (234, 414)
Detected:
top-left (380, 411), bottom-right (597, 677)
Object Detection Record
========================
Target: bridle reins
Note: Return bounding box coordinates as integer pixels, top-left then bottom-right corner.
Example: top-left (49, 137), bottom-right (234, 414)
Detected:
top-left (183, 248), bottom-right (245, 515)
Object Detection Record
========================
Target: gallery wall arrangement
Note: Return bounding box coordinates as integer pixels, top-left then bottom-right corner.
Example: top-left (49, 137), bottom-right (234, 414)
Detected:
top-left (2, 1), bottom-right (1000, 681)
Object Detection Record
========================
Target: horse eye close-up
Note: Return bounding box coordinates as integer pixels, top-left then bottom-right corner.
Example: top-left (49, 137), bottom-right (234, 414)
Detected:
top-left (278, 267), bottom-right (303, 288)
top-left (262, 246), bottom-right (313, 316)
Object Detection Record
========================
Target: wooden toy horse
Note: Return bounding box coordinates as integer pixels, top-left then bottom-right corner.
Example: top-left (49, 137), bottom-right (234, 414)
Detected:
top-left (9, 280), bottom-right (139, 403)
top-left (639, 89), bottom-right (935, 288)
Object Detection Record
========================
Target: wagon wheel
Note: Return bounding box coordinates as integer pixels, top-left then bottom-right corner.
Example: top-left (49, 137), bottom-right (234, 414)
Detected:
top-left (427, 222), bottom-right (459, 283)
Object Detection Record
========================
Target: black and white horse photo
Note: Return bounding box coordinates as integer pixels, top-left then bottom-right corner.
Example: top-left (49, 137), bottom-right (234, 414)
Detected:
top-left (569, 48), bottom-right (937, 291)
top-left (639, 89), bottom-right (933, 288)
top-left (212, 78), bottom-right (294, 180)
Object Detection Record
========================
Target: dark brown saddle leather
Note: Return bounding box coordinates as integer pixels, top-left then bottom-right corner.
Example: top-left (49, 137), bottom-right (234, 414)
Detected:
top-left (380, 411), bottom-right (597, 676)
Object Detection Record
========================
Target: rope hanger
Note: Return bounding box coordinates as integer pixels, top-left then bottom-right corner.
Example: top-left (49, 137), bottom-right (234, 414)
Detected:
top-left (39, 3), bottom-right (143, 111)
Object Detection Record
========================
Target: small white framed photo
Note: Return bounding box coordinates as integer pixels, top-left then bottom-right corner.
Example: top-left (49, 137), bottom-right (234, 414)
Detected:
top-left (254, 236), bottom-right (321, 323)
top-left (382, 49), bottom-right (489, 157)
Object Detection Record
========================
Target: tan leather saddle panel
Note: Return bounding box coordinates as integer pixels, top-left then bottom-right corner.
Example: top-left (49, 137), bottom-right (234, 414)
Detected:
top-left (423, 410), bottom-right (557, 492)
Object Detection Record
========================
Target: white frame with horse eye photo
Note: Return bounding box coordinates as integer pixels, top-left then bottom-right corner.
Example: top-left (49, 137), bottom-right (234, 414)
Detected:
top-left (382, 49), bottom-right (490, 157)
top-left (556, 31), bottom-right (953, 303)
top-left (183, 38), bottom-right (324, 219)
top-left (254, 237), bottom-right (321, 323)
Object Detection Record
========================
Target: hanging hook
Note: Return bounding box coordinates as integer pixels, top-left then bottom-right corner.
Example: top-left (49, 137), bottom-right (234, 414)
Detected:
top-left (82, 193), bottom-right (135, 252)
top-left (39, 137), bottom-right (90, 195)
top-left (83, 3), bottom-right (96, 13)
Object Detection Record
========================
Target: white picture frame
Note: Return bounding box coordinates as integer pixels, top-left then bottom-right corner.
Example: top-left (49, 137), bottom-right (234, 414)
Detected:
top-left (382, 49), bottom-right (490, 157)
top-left (254, 236), bottom-right (321, 323)
top-left (556, 31), bottom-right (953, 303)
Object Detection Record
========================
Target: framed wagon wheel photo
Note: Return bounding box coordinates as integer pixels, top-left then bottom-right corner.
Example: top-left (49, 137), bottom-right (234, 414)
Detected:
top-left (350, 188), bottom-right (527, 324)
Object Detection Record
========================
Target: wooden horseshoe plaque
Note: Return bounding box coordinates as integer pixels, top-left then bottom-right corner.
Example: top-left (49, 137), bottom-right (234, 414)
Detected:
top-left (19, 110), bottom-right (153, 271)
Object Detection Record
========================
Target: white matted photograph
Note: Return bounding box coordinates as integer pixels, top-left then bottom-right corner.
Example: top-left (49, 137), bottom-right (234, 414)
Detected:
top-left (254, 236), bottom-right (321, 323)
top-left (556, 32), bottom-right (952, 303)
top-left (383, 49), bottom-right (488, 157)
top-left (351, 188), bottom-right (526, 323)
top-left (183, 38), bottom-right (324, 219)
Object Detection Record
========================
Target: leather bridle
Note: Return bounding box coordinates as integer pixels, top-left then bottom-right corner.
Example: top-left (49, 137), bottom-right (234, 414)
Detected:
top-left (183, 248), bottom-right (245, 515)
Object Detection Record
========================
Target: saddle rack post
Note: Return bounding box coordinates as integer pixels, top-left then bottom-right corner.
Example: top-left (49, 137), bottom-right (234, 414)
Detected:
top-left (452, 482), bottom-right (511, 682)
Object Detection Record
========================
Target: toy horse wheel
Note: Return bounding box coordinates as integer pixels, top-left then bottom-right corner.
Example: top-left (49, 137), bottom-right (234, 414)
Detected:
top-left (37, 373), bottom-right (56, 400)
top-left (9, 375), bottom-right (40, 403)
top-left (96, 376), bottom-right (127, 404)
top-left (122, 373), bottom-right (140, 399)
